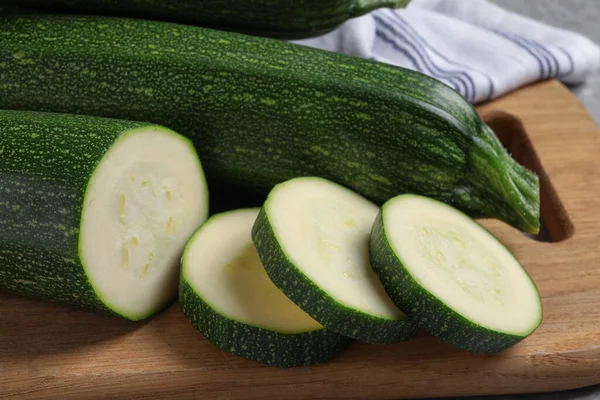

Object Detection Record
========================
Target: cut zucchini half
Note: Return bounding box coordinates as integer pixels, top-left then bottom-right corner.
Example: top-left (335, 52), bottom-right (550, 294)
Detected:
top-left (0, 110), bottom-right (208, 321)
top-left (370, 194), bottom-right (543, 353)
top-left (180, 208), bottom-right (352, 368)
top-left (252, 177), bottom-right (418, 344)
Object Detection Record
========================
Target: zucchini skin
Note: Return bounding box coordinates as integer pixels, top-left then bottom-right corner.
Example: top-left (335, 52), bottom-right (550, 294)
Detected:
top-left (368, 205), bottom-right (542, 353)
top-left (179, 281), bottom-right (354, 368)
top-left (0, 14), bottom-right (539, 233)
top-left (0, 110), bottom-right (146, 317)
top-left (3, 0), bottom-right (411, 39)
top-left (252, 206), bottom-right (419, 344)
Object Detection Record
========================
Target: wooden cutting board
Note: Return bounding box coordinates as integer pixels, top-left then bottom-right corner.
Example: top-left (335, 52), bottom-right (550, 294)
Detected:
top-left (2, 79), bottom-right (600, 400)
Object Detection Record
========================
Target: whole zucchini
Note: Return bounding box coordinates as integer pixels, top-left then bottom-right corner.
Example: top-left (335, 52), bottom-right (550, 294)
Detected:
top-left (0, 0), bottom-right (411, 39)
top-left (0, 14), bottom-right (540, 233)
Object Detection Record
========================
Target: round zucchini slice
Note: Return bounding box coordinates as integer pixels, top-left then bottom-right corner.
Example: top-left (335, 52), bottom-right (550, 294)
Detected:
top-left (252, 177), bottom-right (418, 344)
top-left (370, 194), bottom-right (543, 353)
top-left (180, 208), bottom-right (352, 368)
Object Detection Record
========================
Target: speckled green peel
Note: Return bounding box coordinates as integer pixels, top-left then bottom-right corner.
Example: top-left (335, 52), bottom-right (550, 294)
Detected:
top-left (179, 282), bottom-right (353, 368)
top-left (0, 14), bottom-right (538, 233)
top-left (0, 110), bottom-right (141, 316)
top-left (251, 206), bottom-right (418, 345)
top-left (6, 0), bottom-right (411, 39)
top-left (368, 196), bottom-right (543, 353)
top-left (0, 109), bottom-right (208, 320)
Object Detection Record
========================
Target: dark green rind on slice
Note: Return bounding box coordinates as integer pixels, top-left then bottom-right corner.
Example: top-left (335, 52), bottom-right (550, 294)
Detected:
top-left (0, 14), bottom-right (539, 233)
top-left (5, 0), bottom-right (411, 39)
top-left (251, 207), bottom-right (419, 345)
top-left (179, 279), bottom-right (353, 368)
top-left (368, 200), bottom-right (543, 354)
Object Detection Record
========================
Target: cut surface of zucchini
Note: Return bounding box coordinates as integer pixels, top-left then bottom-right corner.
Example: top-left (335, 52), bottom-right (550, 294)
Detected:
top-left (370, 194), bottom-right (543, 353)
top-left (252, 177), bottom-right (418, 344)
top-left (80, 127), bottom-right (209, 320)
top-left (180, 208), bottom-right (352, 368)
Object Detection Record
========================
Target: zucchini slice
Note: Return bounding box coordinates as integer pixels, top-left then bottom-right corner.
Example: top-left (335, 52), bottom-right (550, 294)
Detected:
top-left (252, 177), bottom-right (418, 344)
top-left (0, 110), bottom-right (208, 320)
top-left (180, 208), bottom-right (352, 368)
top-left (370, 194), bottom-right (543, 353)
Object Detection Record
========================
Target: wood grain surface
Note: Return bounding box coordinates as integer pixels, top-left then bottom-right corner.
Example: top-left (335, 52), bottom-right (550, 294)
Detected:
top-left (2, 79), bottom-right (600, 399)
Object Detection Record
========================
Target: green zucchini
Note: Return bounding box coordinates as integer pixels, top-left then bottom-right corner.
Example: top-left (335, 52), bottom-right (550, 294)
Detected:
top-left (252, 177), bottom-right (418, 344)
top-left (369, 194), bottom-right (543, 353)
top-left (180, 208), bottom-right (352, 368)
top-left (0, 109), bottom-right (209, 320)
top-left (3, 0), bottom-right (411, 39)
top-left (0, 14), bottom-right (540, 233)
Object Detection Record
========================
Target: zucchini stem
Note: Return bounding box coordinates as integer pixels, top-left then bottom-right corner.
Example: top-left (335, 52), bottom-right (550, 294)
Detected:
top-left (459, 127), bottom-right (541, 234)
top-left (352, 0), bottom-right (412, 17)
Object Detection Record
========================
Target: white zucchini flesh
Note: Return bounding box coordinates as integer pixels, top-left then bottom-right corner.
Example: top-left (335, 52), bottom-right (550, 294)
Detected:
top-left (80, 127), bottom-right (208, 320)
top-left (268, 178), bottom-right (403, 320)
top-left (384, 195), bottom-right (542, 336)
top-left (182, 208), bottom-right (322, 333)
top-left (253, 177), bottom-right (419, 344)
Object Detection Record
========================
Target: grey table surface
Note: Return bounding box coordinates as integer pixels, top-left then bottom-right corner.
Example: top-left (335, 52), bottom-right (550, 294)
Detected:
top-left (430, 1), bottom-right (600, 400)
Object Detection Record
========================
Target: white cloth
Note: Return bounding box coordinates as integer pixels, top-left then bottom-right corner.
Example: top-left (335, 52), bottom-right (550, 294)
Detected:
top-left (292, 0), bottom-right (600, 103)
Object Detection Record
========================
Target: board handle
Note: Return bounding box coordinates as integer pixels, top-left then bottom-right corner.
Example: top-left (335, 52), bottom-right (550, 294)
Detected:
top-left (482, 110), bottom-right (574, 244)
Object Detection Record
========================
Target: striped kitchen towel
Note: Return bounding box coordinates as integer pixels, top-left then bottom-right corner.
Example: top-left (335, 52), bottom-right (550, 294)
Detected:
top-left (292, 0), bottom-right (600, 103)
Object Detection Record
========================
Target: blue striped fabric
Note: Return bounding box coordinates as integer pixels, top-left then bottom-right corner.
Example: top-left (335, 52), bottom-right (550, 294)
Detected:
top-left (292, 0), bottom-right (600, 104)
top-left (374, 15), bottom-right (470, 98)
